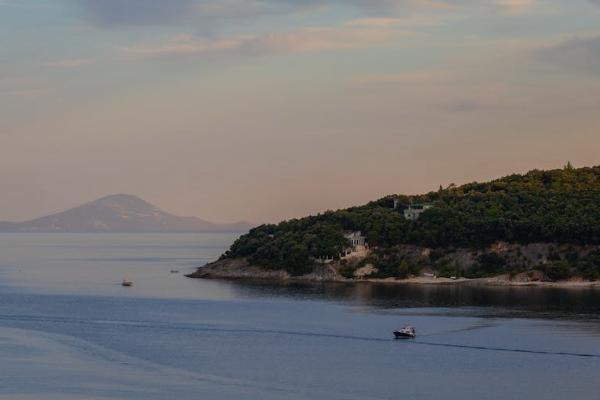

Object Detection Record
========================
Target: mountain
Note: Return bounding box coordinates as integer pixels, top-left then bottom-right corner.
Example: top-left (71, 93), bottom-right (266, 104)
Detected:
top-left (0, 194), bottom-right (253, 233)
top-left (192, 165), bottom-right (600, 282)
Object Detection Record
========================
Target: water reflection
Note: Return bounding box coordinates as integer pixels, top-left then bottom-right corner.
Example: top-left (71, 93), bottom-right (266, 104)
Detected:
top-left (227, 281), bottom-right (600, 318)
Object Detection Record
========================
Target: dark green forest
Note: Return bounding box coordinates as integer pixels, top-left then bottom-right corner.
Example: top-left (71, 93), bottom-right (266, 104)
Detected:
top-left (223, 165), bottom-right (600, 278)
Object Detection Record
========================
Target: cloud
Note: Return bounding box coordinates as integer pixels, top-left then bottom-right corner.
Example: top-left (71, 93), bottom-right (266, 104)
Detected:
top-left (1, 88), bottom-right (50, 98)
top-left (77, 0), bottom-right (523, 28)
top-left (351, 70), bottom-right (449, 85)
top-left (78, 0), bottom-right (303, 26)
top-left (494, 0), bottom-right (535, 13)
top-left (0, 77), bottom-right (49, 98)
top-left (536, 34), bottom-right (600, 74)
top-left (344, 14), bottom-right (446, 28)
top-left (346, 18), bottom-right (410, 27)
top-left (0, 0), bottom-right (52, 8)
top-left (78, 0), bottom-right (201, 26)
top-left (122, 26), bottom-right (409, 58)
top-left (45, 58), bottom-right (96, 68)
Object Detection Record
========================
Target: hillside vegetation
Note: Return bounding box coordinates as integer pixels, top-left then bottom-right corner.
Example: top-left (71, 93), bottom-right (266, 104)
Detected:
top-left (222, 165), bottom-right (600, 279)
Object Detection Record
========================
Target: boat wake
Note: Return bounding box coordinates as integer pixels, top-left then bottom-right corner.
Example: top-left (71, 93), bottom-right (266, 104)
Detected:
top-left (0, 313), bottom-right (598, 359)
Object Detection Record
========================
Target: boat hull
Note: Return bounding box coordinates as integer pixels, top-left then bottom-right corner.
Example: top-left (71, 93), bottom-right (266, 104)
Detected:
top-left (393, 331), bottom-right (415, 339)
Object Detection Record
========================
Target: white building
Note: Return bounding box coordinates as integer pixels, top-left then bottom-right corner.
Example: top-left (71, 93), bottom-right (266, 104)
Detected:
top-left (403, 204), bottom-right (432, 221)
top-left (345, 231), bottom-right (366, 248)
top-left (342, 231), bottom-right (367, 257)
top-left (316, 232), bottom-right (367, 263)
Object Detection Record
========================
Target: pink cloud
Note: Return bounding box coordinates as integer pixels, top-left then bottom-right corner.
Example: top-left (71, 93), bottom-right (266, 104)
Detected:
top-left (122, 26), bottom-right (411, 58)
top-left (494, 0), bottom-right (536, 13)
top-left (45, 58), bottom-right (96, 68)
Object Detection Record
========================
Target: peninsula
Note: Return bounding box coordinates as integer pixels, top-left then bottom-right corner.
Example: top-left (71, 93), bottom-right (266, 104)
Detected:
top-left (188, 165), bottom-right (600, 286)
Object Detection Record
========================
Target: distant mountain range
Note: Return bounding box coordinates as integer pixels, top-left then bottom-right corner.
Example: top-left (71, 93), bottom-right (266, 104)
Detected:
top-left (0, 194), bottom-right (253, 233)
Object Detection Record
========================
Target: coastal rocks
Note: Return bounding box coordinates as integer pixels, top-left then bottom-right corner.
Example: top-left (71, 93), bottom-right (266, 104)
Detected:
top-left (188, 241), bottom-right (600, 285)
top-left (353, 264), bottom-right (378, 279)
top-left (186, 258), bottom-right (291, 280)
top-left (382, 242), bottom-right (600, 276)
top-left (515, 270), bottom-right (548, 282)
top-left (186, 258), bottom-right (344, 282)
top-left (479, 271), bottom-right (549, 285)
top-left (302, 264), bottom-right (343, 281)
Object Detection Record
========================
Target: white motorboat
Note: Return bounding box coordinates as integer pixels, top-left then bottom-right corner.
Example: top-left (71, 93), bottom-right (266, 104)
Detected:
top-left (393, 326), bottom-right (416, 339)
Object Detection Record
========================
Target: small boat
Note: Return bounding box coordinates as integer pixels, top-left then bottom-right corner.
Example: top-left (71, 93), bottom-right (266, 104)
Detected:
top-left (170, 269), bottom-right (180, 274)
top-left (394, 326), bottom-right (416, 339)
top-left (121, 279), bottom-right (133, 287)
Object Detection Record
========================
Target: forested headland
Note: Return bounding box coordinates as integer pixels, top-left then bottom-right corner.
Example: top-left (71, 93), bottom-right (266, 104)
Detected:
top-left (202, 165), bottom-right (600, 282)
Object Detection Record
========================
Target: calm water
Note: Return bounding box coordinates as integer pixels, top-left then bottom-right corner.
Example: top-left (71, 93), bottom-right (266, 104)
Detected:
top-left (1, 233), bottom-right (600, 400)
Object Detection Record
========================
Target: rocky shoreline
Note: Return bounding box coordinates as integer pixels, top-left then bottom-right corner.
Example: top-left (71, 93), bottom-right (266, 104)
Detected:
top-left (186, 257), bottom-right (600, 288)
top-left (186, 258), bottom-right (341, 282)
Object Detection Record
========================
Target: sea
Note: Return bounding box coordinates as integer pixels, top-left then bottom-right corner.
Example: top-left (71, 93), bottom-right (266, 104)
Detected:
top-left (0, 233), bottom-right (599, 400)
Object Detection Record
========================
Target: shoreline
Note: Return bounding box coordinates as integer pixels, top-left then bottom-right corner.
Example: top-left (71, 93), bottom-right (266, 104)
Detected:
top-left (191, 274), bottom-right (600, 289)
top-left (186, 259), bottom-right (600, 289)
top-left (194, 274), bottom-right (600, 289)
top-left (357, 276), bottom-right (600, 288)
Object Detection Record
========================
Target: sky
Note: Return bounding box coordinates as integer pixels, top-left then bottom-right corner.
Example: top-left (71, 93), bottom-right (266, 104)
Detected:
top-left (1, 0), bottom-right (599, 224)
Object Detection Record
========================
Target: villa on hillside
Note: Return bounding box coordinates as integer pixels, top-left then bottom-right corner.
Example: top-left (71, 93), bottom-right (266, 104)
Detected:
top-left (342, 231), bottom-right (367, 257)
top-left (315, 231), bottom-right (368, 263)
top-left (403, 204), bottom-right (433, 221)
top-left (345, 231), bottom-right (366, 248)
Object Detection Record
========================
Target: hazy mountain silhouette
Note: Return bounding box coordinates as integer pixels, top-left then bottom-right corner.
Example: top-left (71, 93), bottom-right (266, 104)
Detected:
top-left (0, 194), bottom-right (253, 233)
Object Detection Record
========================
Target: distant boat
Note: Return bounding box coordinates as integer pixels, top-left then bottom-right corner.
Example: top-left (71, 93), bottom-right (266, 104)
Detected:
top-left (170, 269), bottom-right (180, 274)
top-left (121, 279), bottom-right (133, 287)
top-left (394, 326), bottom-right (416, 339)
